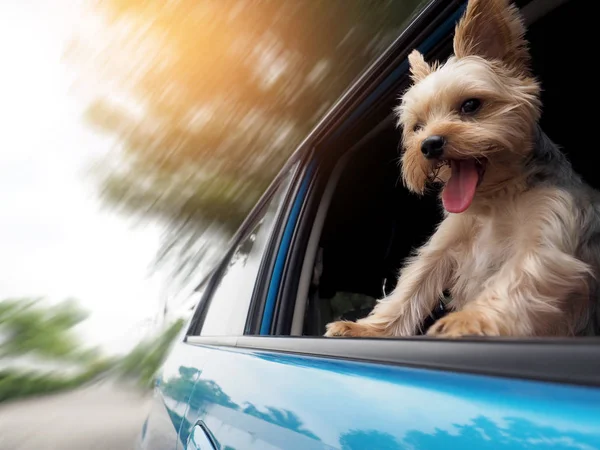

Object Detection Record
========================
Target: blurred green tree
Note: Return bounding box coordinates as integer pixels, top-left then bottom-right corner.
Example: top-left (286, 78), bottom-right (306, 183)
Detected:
top-left (0, 298), bottom-right (91, 360)
top-left (0, 297), bottom-right (185, 402)
top-left (68, 0), bottom-right (425, 288)
top-left (0, 298), bottom-right (112, 403)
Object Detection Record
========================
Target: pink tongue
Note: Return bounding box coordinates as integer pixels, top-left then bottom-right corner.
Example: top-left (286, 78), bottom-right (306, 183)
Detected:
top-left (442, 160), bottom-right (479, 213)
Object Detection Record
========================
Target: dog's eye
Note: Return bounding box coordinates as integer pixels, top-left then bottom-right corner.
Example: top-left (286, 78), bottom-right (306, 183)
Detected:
top-left (413, 123), bottom-right (423, 133)
top-left (460, 98), bottom-right (481, 114)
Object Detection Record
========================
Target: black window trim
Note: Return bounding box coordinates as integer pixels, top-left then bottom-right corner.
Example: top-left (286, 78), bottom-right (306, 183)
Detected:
top-left (245, 158), bottom-right (307, 334)
top-left (270, 159), bottom-right (323, 335)
top-left (185, 335), bottom-right (600, 388)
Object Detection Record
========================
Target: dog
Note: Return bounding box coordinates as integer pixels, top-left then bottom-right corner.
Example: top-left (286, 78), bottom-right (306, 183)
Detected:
top-left (325, 0), bottom-right (600, 338)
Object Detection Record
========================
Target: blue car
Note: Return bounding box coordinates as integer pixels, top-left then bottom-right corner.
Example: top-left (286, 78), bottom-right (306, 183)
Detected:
top-left (138, 0), bottom-right (600, 448)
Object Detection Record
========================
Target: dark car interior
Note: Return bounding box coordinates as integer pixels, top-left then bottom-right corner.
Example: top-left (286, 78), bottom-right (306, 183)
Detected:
top-left (300, 0), bottom-right (590, 336)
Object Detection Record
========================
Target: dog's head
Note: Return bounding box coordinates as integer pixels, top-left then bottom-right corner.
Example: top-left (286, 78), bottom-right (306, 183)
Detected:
top-left (396, 0), bottom-right (541, 213)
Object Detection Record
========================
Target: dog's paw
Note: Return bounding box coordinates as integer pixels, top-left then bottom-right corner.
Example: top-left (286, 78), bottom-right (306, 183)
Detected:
top-left (325, 320), bottom-right (379, 337)
top-left (426, 310), bottom-right (500, 338)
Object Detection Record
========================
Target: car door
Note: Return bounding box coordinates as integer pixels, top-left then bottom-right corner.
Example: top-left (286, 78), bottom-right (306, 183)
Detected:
top-left (171, 163), bottom-right (300, 450)
top-left (182, 337), bottom-right (600, 450)
top-left (138, 164), bottom-right (299, 450)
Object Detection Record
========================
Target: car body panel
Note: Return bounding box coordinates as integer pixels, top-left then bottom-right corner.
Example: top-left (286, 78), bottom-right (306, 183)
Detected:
top-left (177, 343), bottom-right (600, 449)
top-left (139, 341), bottom-right (208, 450)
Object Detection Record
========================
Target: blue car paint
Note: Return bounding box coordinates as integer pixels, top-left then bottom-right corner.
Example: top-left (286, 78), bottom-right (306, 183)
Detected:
top-left (177, 343), bottom-right (600, 449)
top-left (138, 342), bottom-right (209, 450)
top-left (260, 162), bottom-right (315, 335)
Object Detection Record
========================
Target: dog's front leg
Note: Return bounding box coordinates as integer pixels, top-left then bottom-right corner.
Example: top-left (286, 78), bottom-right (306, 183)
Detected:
top-left (427, 249), bottom-right (589, 337)
top-left (428, 192), bottom-right (591, 337)
top-left (325, 217), bottom-right (461, 337)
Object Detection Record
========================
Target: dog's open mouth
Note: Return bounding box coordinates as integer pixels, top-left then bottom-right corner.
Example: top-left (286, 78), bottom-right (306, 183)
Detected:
top-left (441, 158), bottom-right (487, 213)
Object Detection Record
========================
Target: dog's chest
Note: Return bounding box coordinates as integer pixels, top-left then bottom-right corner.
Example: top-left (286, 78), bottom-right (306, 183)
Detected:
top-left (450, 216), bottom-right (515, 304)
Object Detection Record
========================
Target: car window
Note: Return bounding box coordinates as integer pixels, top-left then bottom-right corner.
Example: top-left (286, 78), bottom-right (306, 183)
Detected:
top-left (197, 168), bottom-right (295, 336)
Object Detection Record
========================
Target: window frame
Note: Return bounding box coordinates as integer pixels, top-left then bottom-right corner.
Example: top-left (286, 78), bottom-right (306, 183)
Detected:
top-left (244, 158), bottom-right (307, 335)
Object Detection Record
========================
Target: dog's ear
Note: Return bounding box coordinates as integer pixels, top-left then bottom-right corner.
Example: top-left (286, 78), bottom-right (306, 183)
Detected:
top-left (408, 50), bottom-right (432, 82)
top-left (453, 0), bottom-right (530, 71)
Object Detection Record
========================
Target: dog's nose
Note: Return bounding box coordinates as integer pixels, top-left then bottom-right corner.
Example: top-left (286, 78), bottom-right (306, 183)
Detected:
top-left (421, 135), bottom-right (446, 159)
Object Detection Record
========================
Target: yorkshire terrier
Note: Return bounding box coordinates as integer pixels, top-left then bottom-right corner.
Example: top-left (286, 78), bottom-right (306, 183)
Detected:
top-left (325, 0), bottom-right (600, 338)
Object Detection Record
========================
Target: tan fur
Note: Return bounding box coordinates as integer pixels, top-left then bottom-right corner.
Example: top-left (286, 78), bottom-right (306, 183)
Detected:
top-left (452, 0), bottom-right (531, 73)
top-left (408, 50), bottom-right (433, 82)
top-left (398, 56), bottom-right (540, 196)
top-left (325, 0), bottom-right (592, 338)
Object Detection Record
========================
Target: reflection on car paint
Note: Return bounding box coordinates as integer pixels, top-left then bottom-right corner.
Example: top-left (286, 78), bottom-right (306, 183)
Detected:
top-left (169, 342), bottom-right (600, 449)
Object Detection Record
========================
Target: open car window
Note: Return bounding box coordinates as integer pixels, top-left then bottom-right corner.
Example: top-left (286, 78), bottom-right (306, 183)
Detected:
top-left (284, 0), bottom-right (595, 338)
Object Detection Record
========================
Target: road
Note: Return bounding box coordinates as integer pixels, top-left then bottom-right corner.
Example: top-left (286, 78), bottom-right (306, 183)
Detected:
top-left (0, 382), bottom-right (153, 450)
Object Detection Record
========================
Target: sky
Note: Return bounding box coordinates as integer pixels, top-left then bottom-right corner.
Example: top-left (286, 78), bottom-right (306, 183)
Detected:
top-left (0, 0), bottom-right (168, 355)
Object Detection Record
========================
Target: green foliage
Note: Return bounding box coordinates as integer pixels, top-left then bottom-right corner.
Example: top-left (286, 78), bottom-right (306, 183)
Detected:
top-left (0, 297), bottom-right (116, 403)
top-left (68, 0), bottom-right (427, 283)
top-left (0, 297), bottom-right (184, 403)
top-left (0, 298), bottom-right (89, 360)
top-left (0, 370), bottom-right (76, 403)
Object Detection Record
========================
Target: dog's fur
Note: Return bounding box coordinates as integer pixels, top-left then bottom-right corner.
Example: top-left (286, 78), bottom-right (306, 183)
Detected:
top-left (325, 0), bottom-right (600, 338)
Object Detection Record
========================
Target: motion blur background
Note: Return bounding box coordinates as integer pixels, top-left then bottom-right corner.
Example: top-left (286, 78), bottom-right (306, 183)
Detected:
top-left (0, 0), bottom-right (423, 448)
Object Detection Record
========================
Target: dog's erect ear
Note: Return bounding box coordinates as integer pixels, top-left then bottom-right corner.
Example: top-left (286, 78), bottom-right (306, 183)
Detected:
top-left (408, 50), bottom-right (431, 82)
top-left (453, 0), bottom-right (530, 71)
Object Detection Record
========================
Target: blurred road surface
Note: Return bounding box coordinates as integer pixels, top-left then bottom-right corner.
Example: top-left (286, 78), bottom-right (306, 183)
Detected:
top-left (0, 382), bottom-right (152, 450)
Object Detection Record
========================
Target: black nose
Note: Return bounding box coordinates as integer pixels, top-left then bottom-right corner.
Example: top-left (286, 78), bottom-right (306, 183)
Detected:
top-left (421, 135), bottom-right (446, 159)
